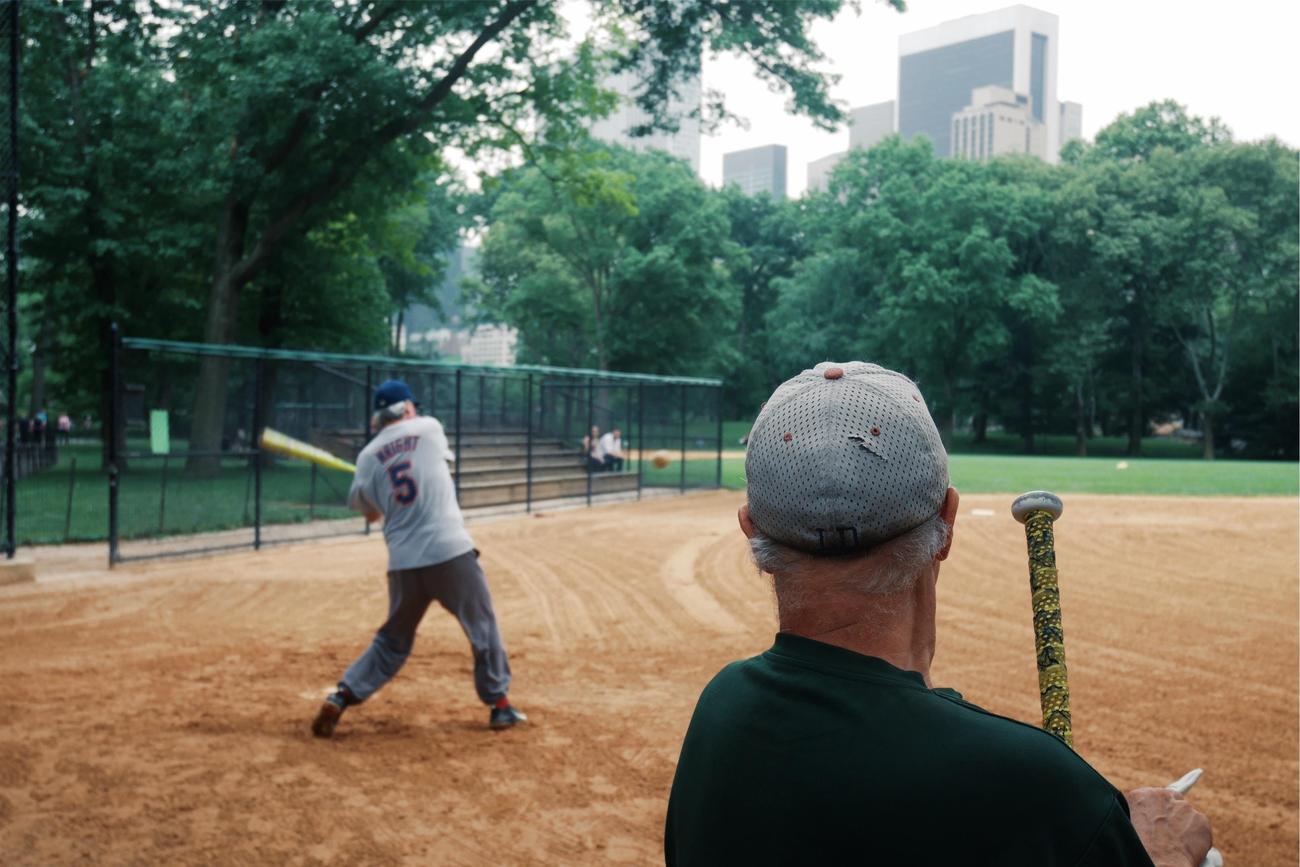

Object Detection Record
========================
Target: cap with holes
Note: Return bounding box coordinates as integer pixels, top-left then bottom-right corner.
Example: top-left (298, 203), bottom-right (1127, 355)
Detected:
top-left (744, 361), bottom-right (948, 554)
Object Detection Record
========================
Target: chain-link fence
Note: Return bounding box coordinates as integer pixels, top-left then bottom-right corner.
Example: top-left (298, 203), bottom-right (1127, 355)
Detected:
top-left (0, 0), bottom-right (19, 558)
top-left (98, 336), bottom-right (722, 564)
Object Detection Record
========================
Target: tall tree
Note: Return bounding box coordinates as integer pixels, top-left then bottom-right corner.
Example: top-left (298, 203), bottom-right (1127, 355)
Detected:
top-left (1069, 101), bottom-right (1246, 455)
top-left (771, 139), bottom-right (1033, 441)
top-left (469, 145), bottom-right (736, 375)
top-left (164, 0), bottom-right (892, 467)
top-left (22, 1), bottom-right (210, 445)
top-left (1162, 141), bottom-right (1299, 458)
top-left (718, 188), bottom-right (809, 416)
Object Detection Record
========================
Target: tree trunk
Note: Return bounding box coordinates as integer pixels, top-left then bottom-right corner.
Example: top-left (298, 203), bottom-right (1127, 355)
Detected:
top-left (940, 374), bottom-right (956, 445)
top-left (188, 200), bottom-right (250, 475)
top-left (1202, 412), bottom-right (1216, 460)
top-left (1086, 367), bottom-right (1098, 438)
top-left (972, 411), bottom-right (987, 444)
top-left (28, 312), bottom-right (49, 418)
top-left (1127, 309), bottom-right (1144, 456)
top-left (392, 308), bottom-right (405, 354)
top-left (1074, 379), bottom-right (1088, 457)
top-left (1020, 370), bottom-right (1034, 455)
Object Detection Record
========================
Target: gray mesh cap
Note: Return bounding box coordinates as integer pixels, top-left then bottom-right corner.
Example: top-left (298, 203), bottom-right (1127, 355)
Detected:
top-left (745, 361), bottom-right (949, 553)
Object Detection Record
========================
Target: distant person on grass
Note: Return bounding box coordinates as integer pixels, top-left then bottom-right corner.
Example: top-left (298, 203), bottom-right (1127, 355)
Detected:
top-left (311, 379), bottom-right (526, 737)
top-left (596, 427), bottom-right (625, 472)
top-left (666, 361), bottom-right (1214, 867)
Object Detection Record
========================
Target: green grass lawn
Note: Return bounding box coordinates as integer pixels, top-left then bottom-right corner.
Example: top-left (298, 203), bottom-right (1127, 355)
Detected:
top-left (699, 454), bottom-right (1297, 496)
top-left (9, 440), bottom-right (1294, 548)
top-left (10, 443), bottom-right (358, 545)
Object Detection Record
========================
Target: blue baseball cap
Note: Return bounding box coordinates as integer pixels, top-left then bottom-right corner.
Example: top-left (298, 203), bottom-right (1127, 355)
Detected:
top-left (373, 380), bottom-right (417, 411)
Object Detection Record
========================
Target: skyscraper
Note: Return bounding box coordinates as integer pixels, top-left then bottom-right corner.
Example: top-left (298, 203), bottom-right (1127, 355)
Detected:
top-left (722, 145), bottom-right (788, 200)
top-left (898, 6), bottom-right (1061, 161)
top-left (589, 68), bottom-right (702, 174)
top-left (806, 151), bottom-right (847, 194)
top-left (848, 101), bottom-right (896, 151)
top-left (1060, 101), bottom-right (1083, 147)
top-left (950, 85), bottom-right (1045, 160)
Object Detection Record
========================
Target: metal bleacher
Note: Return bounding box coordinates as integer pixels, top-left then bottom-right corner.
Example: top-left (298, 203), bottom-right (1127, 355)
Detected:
top-left (313, 425), bottom-right (640, 511)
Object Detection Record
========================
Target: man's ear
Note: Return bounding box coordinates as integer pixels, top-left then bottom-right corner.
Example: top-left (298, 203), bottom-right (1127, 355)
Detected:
top-left (937, 486), bottom-right (959, 561)
top-left (738, 504), bottom-right (757, 539)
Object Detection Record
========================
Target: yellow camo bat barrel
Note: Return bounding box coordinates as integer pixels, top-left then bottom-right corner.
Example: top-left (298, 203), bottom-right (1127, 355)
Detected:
top-left (259, 428), bottom-right (357, 474)
top-left (1011, 491), bottom-right (1072, 748)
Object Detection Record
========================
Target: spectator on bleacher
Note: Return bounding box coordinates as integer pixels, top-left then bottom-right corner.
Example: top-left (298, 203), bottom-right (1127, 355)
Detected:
top-left (582, 425), bottom-right (603, 473)
top-left (597, 427), bottom-right (625, 472)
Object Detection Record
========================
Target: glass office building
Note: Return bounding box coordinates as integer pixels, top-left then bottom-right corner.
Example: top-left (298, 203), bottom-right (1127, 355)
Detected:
top-left (722, 145), bottom-right (788, 200)
top-left (898, 6), bottom-right (1061, 161)
top-left (590, 67), bottom-right (702, 175)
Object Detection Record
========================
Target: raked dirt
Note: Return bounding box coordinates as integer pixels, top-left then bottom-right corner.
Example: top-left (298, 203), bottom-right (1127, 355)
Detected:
top-left (0, 491), bottom-right (1295, 865)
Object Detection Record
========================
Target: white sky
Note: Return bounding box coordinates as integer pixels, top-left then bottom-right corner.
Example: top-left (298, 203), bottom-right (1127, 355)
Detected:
top-left (692, 0), bottom-right (1299, 195)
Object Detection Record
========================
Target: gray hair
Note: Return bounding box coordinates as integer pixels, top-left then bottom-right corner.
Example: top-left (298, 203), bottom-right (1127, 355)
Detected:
top-left (749, 512), bottom-right (951, 601)
top-left (371, 400), bottom-right (409, 430)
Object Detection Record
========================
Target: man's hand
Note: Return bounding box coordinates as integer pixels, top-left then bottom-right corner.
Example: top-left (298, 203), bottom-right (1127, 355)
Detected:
top-left (1126, 787), bottom-right (1214, 867)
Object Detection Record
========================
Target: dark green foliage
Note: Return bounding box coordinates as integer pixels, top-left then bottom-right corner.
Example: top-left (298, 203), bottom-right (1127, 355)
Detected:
top-left (15, 0), bottom-right (1295, 468)
top-left (469, 145), bottom-right (737, 375)
top-left (18, 0), bottom-right (875, 464)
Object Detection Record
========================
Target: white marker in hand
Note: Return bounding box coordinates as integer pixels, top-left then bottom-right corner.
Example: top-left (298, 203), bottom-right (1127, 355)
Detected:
top-left (1166, 769), bottom-right (1223, 867)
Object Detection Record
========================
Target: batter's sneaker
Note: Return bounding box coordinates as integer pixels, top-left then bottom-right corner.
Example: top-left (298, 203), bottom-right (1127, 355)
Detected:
top-left (489, 704), bottom-right (528, 730)
top-left (311, 692), bottom-right (348, 738)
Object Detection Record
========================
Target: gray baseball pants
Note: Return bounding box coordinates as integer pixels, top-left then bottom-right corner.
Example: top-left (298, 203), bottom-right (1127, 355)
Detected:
top-left (338, 549), bottom-right (512, 705)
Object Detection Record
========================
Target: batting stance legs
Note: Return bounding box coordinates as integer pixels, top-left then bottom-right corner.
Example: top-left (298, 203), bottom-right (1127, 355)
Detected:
top-left (313, 550), bottom-right (519, 736)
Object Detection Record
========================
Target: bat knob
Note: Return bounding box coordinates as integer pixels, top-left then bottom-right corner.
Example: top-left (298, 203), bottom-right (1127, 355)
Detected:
top-left (1012, 491), bottom-right (1063, 524)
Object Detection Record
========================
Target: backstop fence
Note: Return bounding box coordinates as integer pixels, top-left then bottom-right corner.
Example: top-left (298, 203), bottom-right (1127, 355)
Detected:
top-left (92, 335), bottom-right (722, 564)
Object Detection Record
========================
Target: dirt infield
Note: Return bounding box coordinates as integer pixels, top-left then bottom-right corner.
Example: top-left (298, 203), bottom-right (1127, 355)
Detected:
top-left (0, 491), bottom-right (1295, 865)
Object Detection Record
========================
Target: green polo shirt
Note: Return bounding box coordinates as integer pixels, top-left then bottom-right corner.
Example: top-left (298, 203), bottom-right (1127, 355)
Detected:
top-left (666, 633), bottom-right (1154, 867)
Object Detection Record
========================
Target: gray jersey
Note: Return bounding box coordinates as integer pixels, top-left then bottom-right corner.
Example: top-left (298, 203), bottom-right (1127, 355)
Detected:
top-left (348, 415), bottom-right (474, 571)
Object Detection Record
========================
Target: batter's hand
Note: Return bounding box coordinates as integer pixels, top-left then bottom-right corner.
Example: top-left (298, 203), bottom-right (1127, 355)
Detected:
top-left (1126, 787), bottom-right (1214, 867)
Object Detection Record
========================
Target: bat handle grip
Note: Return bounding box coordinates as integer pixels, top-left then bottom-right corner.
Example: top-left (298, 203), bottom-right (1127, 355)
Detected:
top-left (1017, 502), bottom-right (1072, 747)
top-left (1167, 769), bottom-right (1223, 867)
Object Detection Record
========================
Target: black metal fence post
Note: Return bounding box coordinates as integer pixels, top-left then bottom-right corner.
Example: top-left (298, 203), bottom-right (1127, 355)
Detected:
top-left (453, 369), bottom-right (463, 499)
top-left (585, 377), bottom-right (593, 506)
top-left (3, 0), bottom-right (18, 559)
top-left (107, 324), bottom-right (121, 567)
top-left (525, 374), bottom-right (533, 513)
top-left (636, 382), bottom-right (644, 500)
top-left (252, 358), bottom-right (265, 550)
top-left (679, 385), bottom-right (687, 493)
top-left (308, 462), bottom-right (317, 521)
top-left (363, 364), bottom-right (372, 535)
top-left (158, 454), bottom-right (169, 534)
top-left (539, 379), bottom-right (547, 438)
top-left (715, 385), bottom-right (724, 489)
top-left (63, 456), bottom-right (76, 542)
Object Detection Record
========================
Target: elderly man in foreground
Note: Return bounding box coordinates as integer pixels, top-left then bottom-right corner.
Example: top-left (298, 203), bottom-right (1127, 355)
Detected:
top-left (664, 362), bottom-right (1214, 867)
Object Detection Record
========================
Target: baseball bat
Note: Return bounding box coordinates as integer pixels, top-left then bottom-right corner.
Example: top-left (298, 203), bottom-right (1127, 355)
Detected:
top-left (259, 428), bottom-right (357, 474)
top-left (1011, 491), bottom-right (1072, 747)
top-left (1167, 769), bottom-right (1224, 867)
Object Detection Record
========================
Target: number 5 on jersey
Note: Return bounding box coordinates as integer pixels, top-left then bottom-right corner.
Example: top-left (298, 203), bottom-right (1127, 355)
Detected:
top-left (388, 461), bottom-right (418, 505)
